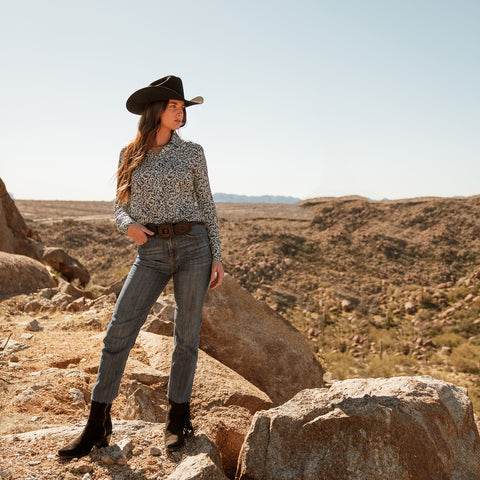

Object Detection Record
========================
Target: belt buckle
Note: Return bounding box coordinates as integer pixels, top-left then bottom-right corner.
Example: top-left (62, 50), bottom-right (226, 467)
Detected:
top-left (158, 224), bottom-right (174, 239)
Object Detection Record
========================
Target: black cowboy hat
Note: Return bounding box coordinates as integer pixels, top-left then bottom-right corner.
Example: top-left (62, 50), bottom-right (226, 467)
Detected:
top-left (126, 75), bottom-right (203, 115)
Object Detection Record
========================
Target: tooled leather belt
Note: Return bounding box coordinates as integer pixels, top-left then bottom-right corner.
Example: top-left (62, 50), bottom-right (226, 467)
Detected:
top-left (144, 221), bottom-right (205, 239)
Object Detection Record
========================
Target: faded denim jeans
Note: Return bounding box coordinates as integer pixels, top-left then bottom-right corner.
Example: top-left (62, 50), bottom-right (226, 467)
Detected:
top-left (92, 224), bottom-right (212, 404)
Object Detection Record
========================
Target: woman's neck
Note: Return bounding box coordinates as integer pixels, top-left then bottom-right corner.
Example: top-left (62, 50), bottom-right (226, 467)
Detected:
top-left (154, 128), bottom-right (172, 148)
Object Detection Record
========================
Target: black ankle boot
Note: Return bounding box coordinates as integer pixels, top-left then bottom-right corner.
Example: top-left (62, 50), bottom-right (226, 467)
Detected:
top-left (105, 403), bottom-right (112, 439)
top-left (58, 400), bottom-right (112, 459)
top-left (164, 399), bottom-right (194, 451)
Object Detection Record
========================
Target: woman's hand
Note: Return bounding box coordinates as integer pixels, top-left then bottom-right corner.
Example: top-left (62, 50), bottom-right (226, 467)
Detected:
top-left (209, 260), bottom-right (224, 290)
top-left (127, 222), bottom-right (155, 245)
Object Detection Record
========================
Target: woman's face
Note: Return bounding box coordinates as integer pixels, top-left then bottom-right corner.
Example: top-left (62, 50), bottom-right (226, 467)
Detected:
top-left (160, 100), bottom-right (185, 131)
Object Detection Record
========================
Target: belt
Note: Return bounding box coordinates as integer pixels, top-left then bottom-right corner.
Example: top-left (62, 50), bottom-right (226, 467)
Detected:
top-left (145, 221), bottom-right (204, 239)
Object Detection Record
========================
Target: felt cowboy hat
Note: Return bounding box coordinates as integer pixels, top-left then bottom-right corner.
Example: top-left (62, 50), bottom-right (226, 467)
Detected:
top-left (126, 75), bottom-right (203, 114)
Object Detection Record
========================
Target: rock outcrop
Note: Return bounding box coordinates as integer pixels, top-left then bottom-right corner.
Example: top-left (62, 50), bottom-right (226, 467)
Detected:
top-left (0, 177), bottom-right (43, 260)
top-left (0, 178), bottom-right (91, 294)
top-left (0, 251), bottom-right (56, 297)
top-left (236, 376), bottom-right (480, 480)
top-left (167, 452), bottom-right (229, 480)
top-left (201, 274), bottom-right (324, 405)
top-left (42, 247), bottom-right (90, 285)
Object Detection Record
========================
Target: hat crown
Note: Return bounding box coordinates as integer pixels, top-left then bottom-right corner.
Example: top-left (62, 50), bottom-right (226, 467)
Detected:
top-left (149, 75), bottom-right (184, 97)
top-left (126, 75), bottom-right (203, 114)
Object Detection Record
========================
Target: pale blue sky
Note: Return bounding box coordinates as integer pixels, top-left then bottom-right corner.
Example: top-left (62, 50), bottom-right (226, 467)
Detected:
top-left (1, 0), bottom-right (479, 201)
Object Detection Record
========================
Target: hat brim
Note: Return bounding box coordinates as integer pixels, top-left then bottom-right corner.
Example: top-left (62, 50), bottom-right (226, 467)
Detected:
top-left (126, 86), bottom-right (203, 114)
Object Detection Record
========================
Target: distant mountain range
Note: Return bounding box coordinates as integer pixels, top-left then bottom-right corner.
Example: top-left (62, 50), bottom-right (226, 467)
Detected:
top-left (213, 193), bottom-right (301, 204)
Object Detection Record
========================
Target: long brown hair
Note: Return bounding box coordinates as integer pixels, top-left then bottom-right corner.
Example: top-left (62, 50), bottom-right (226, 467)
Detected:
top-left (116, 100), bottom-right (187, 205)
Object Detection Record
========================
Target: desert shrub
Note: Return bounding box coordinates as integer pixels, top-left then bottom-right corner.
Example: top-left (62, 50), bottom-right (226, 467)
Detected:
top-left (426, 325), bottom-right (443, 337)
top-left (472, 296), bottom-right (480, 309)
top-left (468, 386), bottom-right (480, 414)
top-left (88, 285), bottom-right (104, 297)
top-left (448, 286), bottom-right (470, 303)
top-left (367, 328), bottom-right (396, 352)
top-left (317, 307), bottom-right (336, 328)
top-left (450, 315), bottom-right (480, 337)
top-left (450, 343), bottom-right (480, 374)
top-left (384, 310), bottom-right (396, 329)
top-left (418, 291), bottom-right (437, 309)
top-left (416, 309), bottom-right (434, 322)
top-left (365, 354), bottom-right (418, 378)
top-left (404, 284), bottom-right (422, 292)
top-left (323, 352), bottom-right (357, 380)
top-left (432, 332), bottom-right (465, 348)
top-left (386, 285), bottom-right (400, 296)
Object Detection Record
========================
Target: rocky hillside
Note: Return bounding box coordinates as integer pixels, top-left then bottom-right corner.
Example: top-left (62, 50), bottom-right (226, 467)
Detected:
top-left (220, 196), bottom-right (480, 404)
top-left (2, 195), bottom-right (480, 478)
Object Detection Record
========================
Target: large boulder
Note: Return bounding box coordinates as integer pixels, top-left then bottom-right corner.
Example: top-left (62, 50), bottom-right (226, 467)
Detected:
top-left (0, 251), bottom-right (56, 297)
top-left (201, 274), bottom-right (324, 405)
top-left (164, 434), bottom-right (227, 480)
top-left (137, 332), bottom-right (272, 476)
top-left (0, 178), bottom-right (90, 290)
top-left (0, 177), bottom-right (43, 260)
top-left (236, 376), bottom-right (480, 480)
top-left (42, 247), bottom-right (90, 285)
top-left (138, 332), bottom-right (272, 414)
top-left (167, 453), bottom-right (229, 480)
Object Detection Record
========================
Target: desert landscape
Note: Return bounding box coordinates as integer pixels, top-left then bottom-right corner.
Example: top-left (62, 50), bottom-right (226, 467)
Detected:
top-left (14, 195), bottom-right (480, 406)
top-left (2, 191), bottom-right (480, 479)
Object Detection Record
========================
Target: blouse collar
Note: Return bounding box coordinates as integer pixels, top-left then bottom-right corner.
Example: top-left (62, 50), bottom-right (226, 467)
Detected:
top-left (149, 131), bottom-right (182, 156)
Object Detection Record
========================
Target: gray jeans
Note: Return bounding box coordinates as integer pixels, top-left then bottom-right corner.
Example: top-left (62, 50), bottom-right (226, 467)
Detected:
top-left (92, 224), bottom-right (212, 404)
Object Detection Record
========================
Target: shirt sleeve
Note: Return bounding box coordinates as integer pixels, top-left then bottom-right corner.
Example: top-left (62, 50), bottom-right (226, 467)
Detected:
top-left (193, 146), bottom-right (222, 262)
top-left (114, 201), bottom-right (136, 233)
top-left (113, 148), bottom-right (136, 234)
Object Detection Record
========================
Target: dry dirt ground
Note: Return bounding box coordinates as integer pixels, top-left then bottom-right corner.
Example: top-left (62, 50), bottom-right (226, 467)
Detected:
top-left (1, 201), bottom-right (314, 479)
top-left (0, 300), bottom-right (192, 479)
top-left (2, 197), bottom-right (480, 478)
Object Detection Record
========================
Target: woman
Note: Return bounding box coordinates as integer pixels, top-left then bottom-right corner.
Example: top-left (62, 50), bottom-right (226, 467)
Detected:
top-left (58, 75), bottom-right (224, 458)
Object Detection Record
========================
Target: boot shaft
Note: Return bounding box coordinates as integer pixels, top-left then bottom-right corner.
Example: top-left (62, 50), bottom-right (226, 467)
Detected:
top-left (165, 400), bottom-right (193, 451)
top-left (88, 400), bottom-right (110, 421)
top-left (165, 400), bottom-right (193, 436)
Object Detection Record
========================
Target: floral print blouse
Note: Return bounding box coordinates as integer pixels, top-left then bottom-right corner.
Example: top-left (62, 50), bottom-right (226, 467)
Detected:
top-left (114, 132), bottom-right (222, 261)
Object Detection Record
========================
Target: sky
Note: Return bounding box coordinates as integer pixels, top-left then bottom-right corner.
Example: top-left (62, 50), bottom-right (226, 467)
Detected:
top-left (0, 0), bottom-right (479, 201)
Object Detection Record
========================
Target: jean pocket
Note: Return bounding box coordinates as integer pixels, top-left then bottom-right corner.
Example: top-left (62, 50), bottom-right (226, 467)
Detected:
top-left (185, 224), bottom-right (208, 238)
top-left (137, 235), bottom-right (154, 251)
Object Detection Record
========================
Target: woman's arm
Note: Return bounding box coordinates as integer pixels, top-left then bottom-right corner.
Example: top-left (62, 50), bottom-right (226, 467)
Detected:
top-left (192, 145), bottom-right (224, 288)
top-left (114, 147), bottom-right (138, 235)
top-left (192, 145), bottom-right (222, 262)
